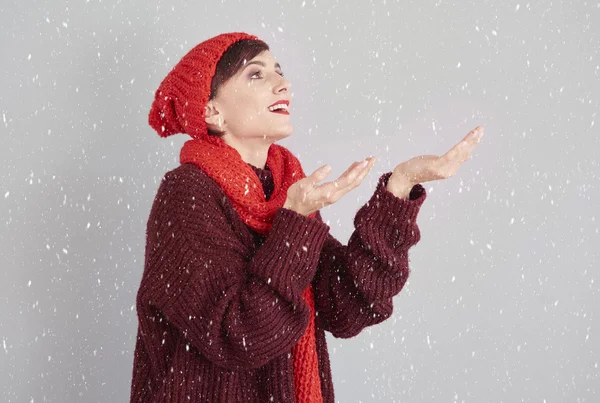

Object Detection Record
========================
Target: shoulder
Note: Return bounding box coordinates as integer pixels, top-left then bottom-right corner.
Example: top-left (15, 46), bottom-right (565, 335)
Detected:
top-left (153, 163), bottom-right (228, 212)
top-left (160, 163), bottom-right (223, 197)
top-left (163, 163), bottom-right (214, 187)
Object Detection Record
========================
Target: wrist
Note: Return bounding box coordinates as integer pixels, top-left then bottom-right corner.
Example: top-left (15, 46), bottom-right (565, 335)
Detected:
top-left (386, 178), bottom-right (415, 200)
top-left (283, 199), bottom-right (303, 216)
top-left (283, 198), bottom-right (294, 211)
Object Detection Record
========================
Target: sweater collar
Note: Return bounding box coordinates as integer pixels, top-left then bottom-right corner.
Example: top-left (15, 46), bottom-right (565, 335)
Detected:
top-left (248, 163), bottom-right (274, 200)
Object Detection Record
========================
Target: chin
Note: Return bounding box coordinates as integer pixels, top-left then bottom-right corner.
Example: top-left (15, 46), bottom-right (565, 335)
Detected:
top-left (276, 130), bottom-right (293, 140)
top-left (270, 126), bottom-right (293, 141)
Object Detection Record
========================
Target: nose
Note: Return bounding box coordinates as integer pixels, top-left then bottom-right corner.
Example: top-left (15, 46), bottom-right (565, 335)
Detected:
top-left (274, 75), bottom-right (291, 94)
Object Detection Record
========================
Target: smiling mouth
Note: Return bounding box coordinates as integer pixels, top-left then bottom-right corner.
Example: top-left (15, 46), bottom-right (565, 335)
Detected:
top-left (268, 103), bottom-right (290, 115)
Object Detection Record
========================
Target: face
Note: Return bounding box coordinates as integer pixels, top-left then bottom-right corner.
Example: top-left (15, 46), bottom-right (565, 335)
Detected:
top-left (205, 50), bottom-right (293, 145)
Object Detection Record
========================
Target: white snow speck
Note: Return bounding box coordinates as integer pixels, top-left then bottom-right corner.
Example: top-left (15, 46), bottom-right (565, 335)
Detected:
top-left (457, 62), bottom-right (461, 68)
top-left (4, 191), bottom-right (8, 198)
top-left (62, 248), bottom-right (68, 254)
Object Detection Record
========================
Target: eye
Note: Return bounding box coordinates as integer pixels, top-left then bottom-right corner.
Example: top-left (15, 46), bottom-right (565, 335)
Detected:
top-left (250, 70), bottom-right (285, 79)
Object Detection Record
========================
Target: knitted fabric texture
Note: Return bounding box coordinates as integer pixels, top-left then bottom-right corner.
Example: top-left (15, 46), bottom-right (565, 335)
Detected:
top-left (130, 162), bottom-right (428, 402)
top-left (180, 138), bottom-right (323, 402)
top-left (148, 32), bottom-right (322, 402)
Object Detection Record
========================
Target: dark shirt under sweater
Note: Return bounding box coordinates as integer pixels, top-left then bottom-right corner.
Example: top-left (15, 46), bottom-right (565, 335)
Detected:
top-left (130, 162), bottom-right (427, 402)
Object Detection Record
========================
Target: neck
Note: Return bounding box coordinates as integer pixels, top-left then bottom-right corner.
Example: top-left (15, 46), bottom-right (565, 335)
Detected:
top-left (223, 136), bottom-right (273, 169)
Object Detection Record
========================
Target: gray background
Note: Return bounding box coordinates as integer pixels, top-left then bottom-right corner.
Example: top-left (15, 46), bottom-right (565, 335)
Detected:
top-left (1, 0), bottom-right (599, 402)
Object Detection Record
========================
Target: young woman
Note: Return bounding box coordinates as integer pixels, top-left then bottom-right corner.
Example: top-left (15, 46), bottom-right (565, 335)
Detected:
top-left (130, 32), bottom-right (483, 403)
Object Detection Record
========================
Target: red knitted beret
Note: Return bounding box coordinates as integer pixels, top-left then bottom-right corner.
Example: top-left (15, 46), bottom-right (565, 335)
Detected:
top-left (148, 32), bottom-right (261, 140)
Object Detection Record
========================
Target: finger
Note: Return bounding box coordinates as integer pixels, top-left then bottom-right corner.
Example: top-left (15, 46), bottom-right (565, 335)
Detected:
top-left (333, 161), bottom-right (364, 187)
top-left (444, 128), bottom-right (483, 162)
top-left (326, 157), bottom-right (376, 202)
top-left (353, 157), bottom-right (376, 184)
top-left (307, 164), bottom-right (332, 186)
top-left (453, 127), bottom-right (484, 153)
top-left (440, 138), bottom-right (481, 177)
top-left (333, 158), bottom-right (373, 190)
top-left (312, 164), bottom-right (362, 203)
top-left (330, 160), bottom-right (364, 189)
top-left (460, 126), bottom-right (484, 142)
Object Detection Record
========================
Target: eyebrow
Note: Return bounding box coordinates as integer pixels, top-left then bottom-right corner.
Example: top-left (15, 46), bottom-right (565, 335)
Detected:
top-left (243, 60), bottom-right (282, 70)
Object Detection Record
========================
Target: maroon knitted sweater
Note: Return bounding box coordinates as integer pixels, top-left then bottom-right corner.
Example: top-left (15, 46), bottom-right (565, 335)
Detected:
top-left (130, 162), bottom-right (427, 403)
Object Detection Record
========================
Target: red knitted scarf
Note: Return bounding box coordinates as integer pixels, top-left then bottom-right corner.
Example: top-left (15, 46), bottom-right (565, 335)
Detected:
top-left (180, 137), bottom-right (324, 403)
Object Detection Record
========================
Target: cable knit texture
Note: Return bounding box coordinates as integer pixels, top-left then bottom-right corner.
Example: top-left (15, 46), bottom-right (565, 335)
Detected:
top-left (145, 29), bottom-right (325, 400)
top-left (180, 139), bottom-right (311, 235)
top-left (135, 31), bottom-right (428, 402)
top-left (180, 138), bottom-right (328, 402)
top-left (130, 162), bottom-right (427, 402)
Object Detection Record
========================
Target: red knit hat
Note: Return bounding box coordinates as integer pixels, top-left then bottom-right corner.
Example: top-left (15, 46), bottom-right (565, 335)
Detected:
top-left (148, 32), bottom-right (260, 140)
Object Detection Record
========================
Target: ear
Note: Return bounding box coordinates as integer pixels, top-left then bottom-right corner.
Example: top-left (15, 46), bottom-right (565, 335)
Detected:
top-left (204, 100), bottom-right (223, 130)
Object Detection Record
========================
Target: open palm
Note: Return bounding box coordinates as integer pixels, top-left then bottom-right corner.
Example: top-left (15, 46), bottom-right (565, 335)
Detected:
top-left (389, 126), bottom-right (484, 187)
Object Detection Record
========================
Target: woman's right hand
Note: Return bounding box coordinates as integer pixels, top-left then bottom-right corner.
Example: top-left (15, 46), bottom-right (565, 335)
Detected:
top-left (283, 157), bottom-right (377, 216)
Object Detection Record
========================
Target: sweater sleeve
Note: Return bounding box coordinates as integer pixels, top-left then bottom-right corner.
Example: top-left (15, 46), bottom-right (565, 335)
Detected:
top-left (311, 172), bottom-right (427, 338)
top-left (137, 166), bottom-right (330, 371)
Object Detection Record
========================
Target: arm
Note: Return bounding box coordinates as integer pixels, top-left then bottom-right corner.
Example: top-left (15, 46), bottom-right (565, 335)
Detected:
top-left (137, 166), bottom-right (330, 370)
top-left (311, 172), bottom-right (427, 338)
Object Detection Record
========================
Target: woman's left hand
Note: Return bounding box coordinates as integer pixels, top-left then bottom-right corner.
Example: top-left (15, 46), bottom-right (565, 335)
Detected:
top-left (387, 126), bottom-right (484, 197)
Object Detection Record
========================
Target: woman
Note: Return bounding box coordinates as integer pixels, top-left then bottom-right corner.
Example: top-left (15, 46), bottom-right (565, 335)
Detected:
top-left (130, 32), bottom-right (483, 403)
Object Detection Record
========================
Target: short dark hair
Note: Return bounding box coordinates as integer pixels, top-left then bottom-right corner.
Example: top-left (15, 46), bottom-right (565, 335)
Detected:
top-left (207, 39), bottom-right (270, 137)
